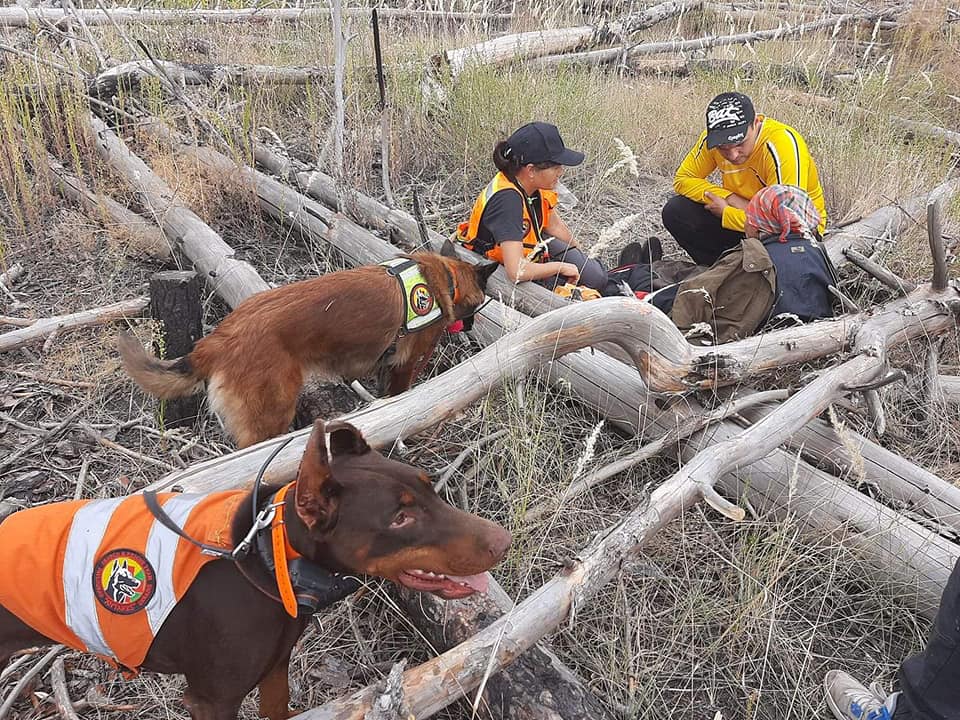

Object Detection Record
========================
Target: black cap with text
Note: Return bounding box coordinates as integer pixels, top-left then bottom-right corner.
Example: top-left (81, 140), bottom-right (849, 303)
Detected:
top-left (705, 92), bottom-right (756, 149)
top-left (505, 122), bottom-right (585, 166)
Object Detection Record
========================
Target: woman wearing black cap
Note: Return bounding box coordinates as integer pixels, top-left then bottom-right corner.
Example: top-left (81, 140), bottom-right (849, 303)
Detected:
top-left (454, 122), bottom-right (610, 292)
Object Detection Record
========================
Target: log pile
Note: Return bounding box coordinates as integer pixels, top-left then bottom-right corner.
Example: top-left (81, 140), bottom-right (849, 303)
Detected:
top-left (2, 1), bottom-right (959, 718)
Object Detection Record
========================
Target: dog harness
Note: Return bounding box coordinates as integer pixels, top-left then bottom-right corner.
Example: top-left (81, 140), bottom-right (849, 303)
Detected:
top-left (0, 491), bottom-right (243, 673)
top-left (381, 258), bottom-right (456, 333)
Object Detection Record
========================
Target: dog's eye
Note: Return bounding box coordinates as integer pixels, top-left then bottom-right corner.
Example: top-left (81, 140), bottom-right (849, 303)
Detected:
top-left (390, 511), bottom-right (414, 529)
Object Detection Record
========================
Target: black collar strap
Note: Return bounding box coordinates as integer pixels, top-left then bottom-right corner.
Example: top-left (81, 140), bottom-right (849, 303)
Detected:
top-left (253, 513), bottom-right (362, 613)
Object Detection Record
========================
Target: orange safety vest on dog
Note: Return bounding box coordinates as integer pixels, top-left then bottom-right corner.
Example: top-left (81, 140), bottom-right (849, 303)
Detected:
top-left (0, 491), bottom-right (244, 673)
top-left (455, 172), bottom-right (557, 264)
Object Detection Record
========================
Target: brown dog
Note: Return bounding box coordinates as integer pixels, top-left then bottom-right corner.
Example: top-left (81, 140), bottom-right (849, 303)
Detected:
top-left (118, 242), bottom-right (497, 448)
top-left (0, 420), bottom-right (511, 720)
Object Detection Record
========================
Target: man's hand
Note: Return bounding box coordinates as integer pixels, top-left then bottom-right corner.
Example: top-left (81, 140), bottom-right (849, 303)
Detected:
top-left (703, 191), bottom-right (749, 218)
top-left (702, 191), bottom-right (729, 218)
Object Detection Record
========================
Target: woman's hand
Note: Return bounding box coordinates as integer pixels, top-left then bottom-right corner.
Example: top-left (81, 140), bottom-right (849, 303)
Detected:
top-left (557, 262), bottom-right (580, 284)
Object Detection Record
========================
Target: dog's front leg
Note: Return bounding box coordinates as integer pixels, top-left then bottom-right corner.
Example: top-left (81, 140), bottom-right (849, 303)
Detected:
top-left (386, 362), bottom-right (418, 396)
top-left (257, 654), bottom-right (292, 720)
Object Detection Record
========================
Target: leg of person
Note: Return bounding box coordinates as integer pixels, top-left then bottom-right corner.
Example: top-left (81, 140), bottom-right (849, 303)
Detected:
top-left (661, 194), bottom-right (742, 266)
top-left (546, 238), bottom-right (608, 291)
top-left (825, 555), bottom-right (960, 720)
top-left (894, 554), bottom-right (960, 718)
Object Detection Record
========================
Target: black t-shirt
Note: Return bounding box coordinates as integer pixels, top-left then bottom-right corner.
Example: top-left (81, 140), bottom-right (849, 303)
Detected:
top-left (472, 188), bottom-right (545, 256)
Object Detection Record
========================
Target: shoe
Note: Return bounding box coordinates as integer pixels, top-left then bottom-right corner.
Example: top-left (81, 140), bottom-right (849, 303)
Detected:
top-left (824, 670), bottom-right (896, 720)
top-left (616, 236), bottom-right (663, 268)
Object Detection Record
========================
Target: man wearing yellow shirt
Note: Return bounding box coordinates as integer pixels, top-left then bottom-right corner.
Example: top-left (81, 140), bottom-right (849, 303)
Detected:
top-left (662, 92), bottom-right (827, 266)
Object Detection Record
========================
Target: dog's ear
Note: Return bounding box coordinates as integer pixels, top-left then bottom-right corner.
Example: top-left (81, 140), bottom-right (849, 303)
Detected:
top-left (440, 238), bottom-right (458, 259)
top-left (327, 422), bottom-right (370, 457)
top-left (474, 261), bottom-right (498, 288)
top-left (295, 419), bottom-right (340, 532)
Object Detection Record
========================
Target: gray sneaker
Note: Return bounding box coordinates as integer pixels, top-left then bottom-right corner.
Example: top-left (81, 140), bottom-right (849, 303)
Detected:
top-left (825, 670), bottom-right (896, 720)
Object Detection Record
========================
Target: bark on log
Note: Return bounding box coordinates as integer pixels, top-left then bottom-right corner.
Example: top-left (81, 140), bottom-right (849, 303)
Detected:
top-left (46, 152), bottom-right (169, 259)
top-left (0, 297), bottom-right (148, 353)
top-left (0, 7), bottom-right (512, 28)
top-left (90, 115), bottom-right (269, 309)
top-left (536, 12), bottom-right (887, 67)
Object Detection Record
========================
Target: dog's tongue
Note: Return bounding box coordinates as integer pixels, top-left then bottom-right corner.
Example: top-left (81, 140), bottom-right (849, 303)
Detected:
top-left (448, 572), bottom-right (488, 593)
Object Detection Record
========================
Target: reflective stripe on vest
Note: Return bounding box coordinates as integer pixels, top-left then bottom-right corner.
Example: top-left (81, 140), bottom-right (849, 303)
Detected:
top-left (455, 172), bottom-right (557, 264)
top-left (380, 258), bottom-right (443, 332)
top-left (0, 491), bottom-right (243, 673)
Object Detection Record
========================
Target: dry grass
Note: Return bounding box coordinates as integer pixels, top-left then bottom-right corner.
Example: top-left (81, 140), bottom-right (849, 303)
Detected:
top-left (1, 3), bottom-right (960, 720)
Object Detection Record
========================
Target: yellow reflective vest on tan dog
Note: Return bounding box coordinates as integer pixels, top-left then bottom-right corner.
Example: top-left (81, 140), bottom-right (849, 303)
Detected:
top-left (0, 492), bottom-right (243, 673)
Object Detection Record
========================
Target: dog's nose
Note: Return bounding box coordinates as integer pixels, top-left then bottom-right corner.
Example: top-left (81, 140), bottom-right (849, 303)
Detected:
top-left (487, 526), bottom-right (512, 562)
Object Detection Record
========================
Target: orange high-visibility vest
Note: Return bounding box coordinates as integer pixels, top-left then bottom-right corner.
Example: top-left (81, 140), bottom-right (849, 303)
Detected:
top-left (0, 491), bottom-right (244, 673)
top-left (455, 172), bottom-right (557, 264)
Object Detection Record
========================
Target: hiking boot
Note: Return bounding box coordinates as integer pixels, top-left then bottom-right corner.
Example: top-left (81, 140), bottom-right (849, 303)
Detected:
top-left (616, 236), bottom-right (663, 267)
top-left (825, 670), bottom-right (897, 720)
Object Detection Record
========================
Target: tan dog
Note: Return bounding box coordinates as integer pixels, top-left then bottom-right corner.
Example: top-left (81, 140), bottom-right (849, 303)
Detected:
top-left (119, 244), bottom-right (496, 448)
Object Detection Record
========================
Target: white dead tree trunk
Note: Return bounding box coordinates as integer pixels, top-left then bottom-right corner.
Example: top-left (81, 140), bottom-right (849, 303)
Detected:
top-left (89, 115), bottom-right (269, 308)
top-left (537, 12), bottom-right (888, 67)
top-left (0, 6), bottom-right (513, 27)
top-left (0, 297), bottom-right (148, 353)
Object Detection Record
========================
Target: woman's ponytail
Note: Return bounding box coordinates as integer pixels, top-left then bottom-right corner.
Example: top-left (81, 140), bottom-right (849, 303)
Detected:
top-left (493, 140), bottom-right (520, 178)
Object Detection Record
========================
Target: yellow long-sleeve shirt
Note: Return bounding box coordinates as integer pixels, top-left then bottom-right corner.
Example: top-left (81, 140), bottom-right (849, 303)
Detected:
top-left (673, 115), bottom-right (827, 233)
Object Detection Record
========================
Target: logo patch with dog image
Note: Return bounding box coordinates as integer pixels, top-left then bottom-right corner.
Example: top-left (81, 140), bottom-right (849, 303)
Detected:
top-left (409, 283), bottom-right (434, 316)
top-left (93, 549), bottom-right (156, 615)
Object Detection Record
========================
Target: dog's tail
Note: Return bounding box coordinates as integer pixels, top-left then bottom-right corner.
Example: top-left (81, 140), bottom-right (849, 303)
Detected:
top-left (117, 333), bottom-right (206, 399)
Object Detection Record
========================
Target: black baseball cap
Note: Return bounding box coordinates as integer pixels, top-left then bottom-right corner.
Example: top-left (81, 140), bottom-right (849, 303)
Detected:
top-left (505, 122), bottom-right (585, 166)
top-left (705, 92), bottom-right (756, 149)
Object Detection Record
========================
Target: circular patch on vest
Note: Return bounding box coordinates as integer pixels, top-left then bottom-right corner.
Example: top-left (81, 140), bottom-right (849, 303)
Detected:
top-left (521, 219), bottom-right (531, 235)
top-left (409, 283), bottom-right (434, 316)
top-left (92, 549), bottom-right (156, 615)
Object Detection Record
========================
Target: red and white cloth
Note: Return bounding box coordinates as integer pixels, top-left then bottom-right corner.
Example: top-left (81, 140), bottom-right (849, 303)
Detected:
top-left (745, 184), bottom-right (821, 242)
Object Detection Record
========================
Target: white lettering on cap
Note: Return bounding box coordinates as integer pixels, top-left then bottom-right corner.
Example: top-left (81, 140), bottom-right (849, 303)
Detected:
top-left (707, 102), bottom-right (745, 129)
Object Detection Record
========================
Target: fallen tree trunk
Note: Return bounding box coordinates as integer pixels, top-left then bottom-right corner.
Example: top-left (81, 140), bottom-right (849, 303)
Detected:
top-left (0, 297), bottom-right (148, 353)
top-left (788, 92), bottom-right (960, 149)
top-left (536, 12), bottom-right (888, 67)
top-left (0, 6), bottom-right (512, 28)
top-left (46, 152), bottom-right (169, 259)
top-left (938, 374), bottom-right (960, 402)
top-left (436, 0), bottom-right (698, 79)
top-left (91, 60), bottom-right (334, 99)
top-left (90, 115), bottom-right (269, 308)
top-left (738, 404), bottom-right (960, 535)
top-left (823, 177), bottom-right (960, 267)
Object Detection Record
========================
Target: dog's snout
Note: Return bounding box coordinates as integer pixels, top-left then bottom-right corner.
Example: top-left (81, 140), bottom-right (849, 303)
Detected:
top-left (486, 525), bottom-right (512, 563)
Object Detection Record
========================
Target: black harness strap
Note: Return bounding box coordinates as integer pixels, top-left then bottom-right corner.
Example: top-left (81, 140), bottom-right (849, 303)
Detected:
top-left (143, 491), bottom-right (232, 558)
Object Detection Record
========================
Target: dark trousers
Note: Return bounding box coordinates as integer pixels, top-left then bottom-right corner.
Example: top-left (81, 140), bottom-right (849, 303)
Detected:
top-left (893, 555), bottom-right (960, 719)
top-left (661, 194), bottom-right (744, 266)
top-left (534, 237), bottom-right (609, 292)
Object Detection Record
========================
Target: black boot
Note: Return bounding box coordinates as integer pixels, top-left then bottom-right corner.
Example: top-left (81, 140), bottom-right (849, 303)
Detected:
top-left (617, 236), bottom-right (663, 267)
